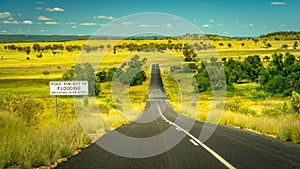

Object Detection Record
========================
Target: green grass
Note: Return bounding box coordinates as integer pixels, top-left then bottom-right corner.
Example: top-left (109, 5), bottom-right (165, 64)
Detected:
top-left (0, 110), bottom-right (90, 168)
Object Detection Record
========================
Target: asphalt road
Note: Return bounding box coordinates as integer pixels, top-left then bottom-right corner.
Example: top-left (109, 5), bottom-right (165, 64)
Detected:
top-left (56, 64), bottom-right (300, 169)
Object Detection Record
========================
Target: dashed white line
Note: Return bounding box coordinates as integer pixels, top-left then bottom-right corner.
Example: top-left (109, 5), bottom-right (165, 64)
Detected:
top-left (189, 139), bottom-right (199, 146)
top-left (157, 105), bottom-right (236, 169)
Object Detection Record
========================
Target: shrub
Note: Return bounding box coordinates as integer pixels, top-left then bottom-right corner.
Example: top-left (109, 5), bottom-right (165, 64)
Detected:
top-left (247, 89), bottom-right (268, 100)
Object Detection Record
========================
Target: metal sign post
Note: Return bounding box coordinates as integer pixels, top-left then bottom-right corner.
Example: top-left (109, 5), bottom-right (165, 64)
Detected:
top-left (55, 95), bottom-right (58, 120)
top-left (50, 81), bottom-right (89, 120)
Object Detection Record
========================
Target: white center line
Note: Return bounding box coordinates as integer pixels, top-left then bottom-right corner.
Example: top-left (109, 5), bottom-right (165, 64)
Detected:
top-left (157, 105), bottom-right (236, 169)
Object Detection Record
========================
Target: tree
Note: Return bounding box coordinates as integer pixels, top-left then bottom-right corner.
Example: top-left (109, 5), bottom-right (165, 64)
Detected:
top-left (263, 55), bottom-right (270, 62)
top-left (99, 45), bottom-right (105, 50)
top-left (106, 44), bottom-right (111, 49)
top-left (243, 55), bottom-right (263, 82)
top-left (284, 52), bottom-right (296, 67)
top-left (241, 42), bottom-right (245, 47)
top-left (264, 75), bottom-right (286, 94)
top-left (25, 47), bottom-right (31, 55)
top-left (265, 43), bottom-right (272, 48)
top-left (114, 55), bottom-right (147, 86)
top-left (293, 41), bottom-right (298, 49)
top-left (33, 43), bottom-right (41, 52)
top-left (271, 53), bottom-right (284, 71)
top-left (63, 63), bottom-right (100, 96)
top-left (218, 43), bottom-right (224, 47)
top-left (83, 45), bottom-right (92, 53)
top-left (42, 71), bottom-right (50, 76)
top-left (66, 45), bottom-right (74, 52)
top-left (36, 53), bottom-right (43, 58)
top-left (227, 43), bottom-right (232, 48)
top-left (291, 91), bottom-right (300, 114)
top-left (281, 44), bottom-right (289, 50)
top-left (96, 70), bottom-right (107, 82)
top-left (253, 39), bottom-right (259, 47)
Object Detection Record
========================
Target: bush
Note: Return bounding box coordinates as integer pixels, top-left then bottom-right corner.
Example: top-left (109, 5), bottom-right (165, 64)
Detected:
top-left (238, 107), bottom-right (256, 116)
top-left (247, 89), bottom-right (268, 100)
top-left (225, 97), bottom-right (242, 112)
top-left (0, 94), bottom-right (44, 125)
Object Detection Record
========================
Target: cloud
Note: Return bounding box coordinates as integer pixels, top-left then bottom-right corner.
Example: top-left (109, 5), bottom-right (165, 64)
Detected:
top-left (217, 23), bottom-right (223, 26)
top-left (45, 21), bottom-right (58, 25)
top-left (166, 23), bottom-right (172, 28)
top-left (278, 24), bottom-right (286, 27)
top-left (270, 1), bottom-right (286, 5)
top-left (139, 24), bottom-right (159, 28)
top-left (209, 19), bottom-right (215, 22)
top-left (67, 22), bottom-right (76, 25)
top-left (3, 20), bottom-right (18, 24)
top-left (38, 16), bottom-right (51, 21)
top-left (71, 26), bottom-right (77, 28)
top-left (242, 23), bottom-right (254, 27)
top-left (1, 30), bottom-right (7, 33)
top-left (23, 20), bottom-right (33, 24)
top-left (0, 12), bottom-right (13, 19)
top-left (122, 21), bottom-right (133, 25)
top-left (46, 7), bottom-right (64, 12)
top-left (202, 24), bottom-right (211, 28)
top-left (93, 15), bottom-right (115, 20)
top-left (80, 22), bottom-right (97, 26)
top-left (35, 7), bottom-right (43, 10)
top-left (39, 30), bottom-right (47, 32)
top-left (36, 1), bottom-right (45, 4)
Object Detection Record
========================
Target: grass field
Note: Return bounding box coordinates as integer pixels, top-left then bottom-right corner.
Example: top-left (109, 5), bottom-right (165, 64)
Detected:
top-left (0, 39), bottom-right (300, 168)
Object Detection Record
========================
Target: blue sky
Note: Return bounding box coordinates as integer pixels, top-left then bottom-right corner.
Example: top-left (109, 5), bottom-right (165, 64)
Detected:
top-left (0, 0), bottom-right (298, 37)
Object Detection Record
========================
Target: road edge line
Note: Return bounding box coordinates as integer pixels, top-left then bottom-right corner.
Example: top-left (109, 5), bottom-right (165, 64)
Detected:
top-left (157, 105), bottom-right (236, 169)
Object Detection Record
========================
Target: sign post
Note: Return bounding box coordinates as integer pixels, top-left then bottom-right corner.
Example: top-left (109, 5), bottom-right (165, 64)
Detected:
top-left (50, 81), bottom-right (89, 120)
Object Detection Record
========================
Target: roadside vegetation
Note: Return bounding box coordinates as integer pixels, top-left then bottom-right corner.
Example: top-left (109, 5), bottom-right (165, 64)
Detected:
top-left (0, 32), bottom-right (299, 167)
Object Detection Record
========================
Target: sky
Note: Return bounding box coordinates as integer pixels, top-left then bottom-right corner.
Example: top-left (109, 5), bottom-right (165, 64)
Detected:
top-left (0, 0), bottom-right (299, 37)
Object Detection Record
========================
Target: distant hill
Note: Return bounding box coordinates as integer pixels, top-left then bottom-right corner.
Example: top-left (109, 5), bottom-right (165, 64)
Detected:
top-left (177, 33), bottom-right (233, 41)
top-left (0, 31), bottom-right (299, 43)
top-left (0, 35), bottom-right (90, 43)
top-left (259, 31), bottom-right (300, 40)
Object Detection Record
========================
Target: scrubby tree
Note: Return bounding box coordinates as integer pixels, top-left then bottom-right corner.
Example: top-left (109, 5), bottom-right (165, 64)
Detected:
top-left (253, 39), bottom-right (259, 47)
top-left (293, 41), bottom-right (298, 49)
top-left (42, 71), bottom-right (50, 76)
top-left (114, 55), bottom-right (147, 86)
top-left (291, 91), bottom-right (300, 114)
top-left (33, 43), bottom-right (41, 52)
top-left (281, 44), bottom-right (289, 50)
top-left (63, 63), bottom-right (100, 96)
top-left (227, 43), bottom-right (232, 48)
top-left (263, 55), bottom-right (271, 62)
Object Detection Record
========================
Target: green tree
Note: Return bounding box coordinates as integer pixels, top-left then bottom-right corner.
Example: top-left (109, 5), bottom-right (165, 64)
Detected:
top-left (227, 43), bottom-right (232, 48)
top-left (281, 44), bottom-right (289, 50)
top-left (63, 63), bottom-right (100, 96)
top-left (271, 53), bottom-right (284, 71)
top-left (243, 55), bottom-right (263, 82)
top-left (32, 43), bottom-right (41, 52)
top-left (293, 41), bottom-right (298, 49)
top-left (291, 91), bottom-right (300, 114)
top-left (114, 55), bottom-right (147, 86)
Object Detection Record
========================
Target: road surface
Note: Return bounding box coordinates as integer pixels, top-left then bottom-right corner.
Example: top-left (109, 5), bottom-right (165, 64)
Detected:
top-left (56, 64), bottom-right (300, 169)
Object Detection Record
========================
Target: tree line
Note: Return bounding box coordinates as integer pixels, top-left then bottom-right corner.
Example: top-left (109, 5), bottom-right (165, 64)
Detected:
top-left (62, 55), bottom-right (147, 96)
top-left (193, 52), bottom-right (300, 96)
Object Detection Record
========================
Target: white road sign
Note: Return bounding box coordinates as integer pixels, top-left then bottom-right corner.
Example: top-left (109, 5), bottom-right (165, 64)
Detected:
top-left (50, 81), bottom-right (88, 96)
